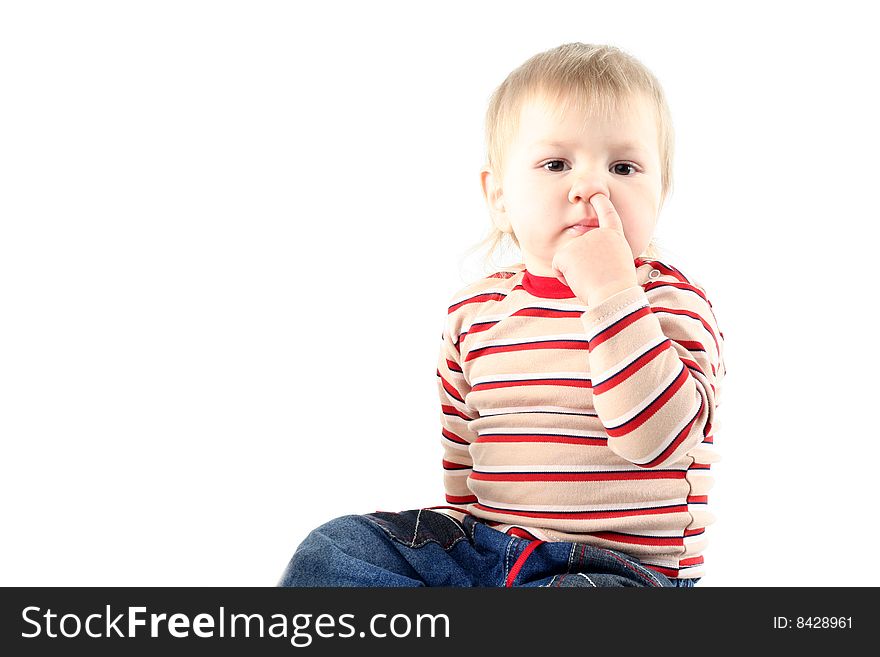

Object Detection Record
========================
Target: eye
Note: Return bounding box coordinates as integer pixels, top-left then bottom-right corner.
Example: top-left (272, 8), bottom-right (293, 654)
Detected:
top-left (612, 162), bottom-right (638, 176)
top-left (542, 160), bottom-right (569, 172)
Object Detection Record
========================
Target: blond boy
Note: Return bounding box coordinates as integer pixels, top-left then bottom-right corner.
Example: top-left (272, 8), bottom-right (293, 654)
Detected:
top-left (280, 43), bottom-right (724, 587)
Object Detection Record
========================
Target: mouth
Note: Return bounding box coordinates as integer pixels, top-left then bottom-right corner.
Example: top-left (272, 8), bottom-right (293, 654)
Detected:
top-left (566, 221), bottom-right (599, 235)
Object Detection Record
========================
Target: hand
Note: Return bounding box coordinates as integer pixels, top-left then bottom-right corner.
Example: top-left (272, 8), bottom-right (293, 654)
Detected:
top-left (550, 193), bottom-right (639, 306)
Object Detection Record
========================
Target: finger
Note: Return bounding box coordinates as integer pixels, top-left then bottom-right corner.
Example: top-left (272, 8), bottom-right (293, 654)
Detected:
top-left (589, 193), bottom-right (624, 232)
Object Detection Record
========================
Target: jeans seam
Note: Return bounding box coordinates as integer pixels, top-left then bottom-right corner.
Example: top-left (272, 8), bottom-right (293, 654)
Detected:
top-left (502, 536), bottom-right (518, 587)
top-left (567, 543), bottom-right (577, 572)
top-left (363, 512), bottom-right (469, 551)
top-left (410, 509), bottom-right (423, 548)
top-left (504, 540), bottom-right (545, 588)
top-left (600, 549), bottom-right (664, 587)
top-left (626, 560), bottom-right (665, 587)
top-left (577, 572), bottom-right (598, 587)
top-left (570, 543), bottom-right (588, 572)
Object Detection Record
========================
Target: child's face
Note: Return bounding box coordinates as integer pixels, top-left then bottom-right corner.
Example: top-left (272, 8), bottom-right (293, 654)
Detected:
top-left (482, 93), bottom-right (663, 276)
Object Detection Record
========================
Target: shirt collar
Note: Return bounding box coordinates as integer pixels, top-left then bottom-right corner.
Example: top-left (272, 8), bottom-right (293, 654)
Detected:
top-left (521, 269), bottom-right (576, 299)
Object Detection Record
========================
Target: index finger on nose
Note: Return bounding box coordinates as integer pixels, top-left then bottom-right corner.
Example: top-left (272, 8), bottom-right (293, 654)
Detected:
top-left (589, 193), bottom-right (623, 231)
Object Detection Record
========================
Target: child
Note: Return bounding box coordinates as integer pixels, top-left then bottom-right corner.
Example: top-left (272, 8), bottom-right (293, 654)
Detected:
top-left (278, 42), bottom-right (725, 588)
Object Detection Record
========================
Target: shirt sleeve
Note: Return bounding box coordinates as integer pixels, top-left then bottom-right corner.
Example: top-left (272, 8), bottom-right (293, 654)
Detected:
top-left (436, 313), bottom-right (479, 506)
top-left (580, 270), bottom-right (725, 468)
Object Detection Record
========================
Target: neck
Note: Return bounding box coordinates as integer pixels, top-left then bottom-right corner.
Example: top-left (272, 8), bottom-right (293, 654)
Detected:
top-left (522, 257), bottom-right (556, 277)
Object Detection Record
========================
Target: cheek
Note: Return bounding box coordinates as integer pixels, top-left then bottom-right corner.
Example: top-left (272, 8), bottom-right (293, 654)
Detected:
top-left (507, 190), bottom-right (547, 233)
top-left (510, 185), bottom-right (542, 210)
top-left (618, 200), bottom-right (656, 242)
top-left (621, 195), bottom-right (657, 223)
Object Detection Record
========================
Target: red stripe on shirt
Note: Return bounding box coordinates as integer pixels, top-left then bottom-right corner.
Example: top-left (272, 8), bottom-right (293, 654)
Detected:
top-left (679, 556), bottom-right (704, 567)
top-left (438, 374), bottom-right (465, 403)
top-left (514, 307), bottom-right (585, 319)
top-left (474, 434), bottom-right (607, 446)
top-left (680, 356), bottom-right (707, 379)
top-left (472, 378), bottom-right (591, 391)
top-left (444, 359), bottom-right (463, 373)
top-left (640, 395), bottom-right (706, 468)
top-left (466, 321), bottom-right (497, 334)
top-left (589, 531), bottom-right (685, 547)
top-left (592, 339), bottom-right (671, 394)
top-left (605, 364), bottom-right (689, 438)
top-left (441, 427), bottom-right (469, 446)
top-left (470, 470), bottom-right (686, 482)
top-left (449, 292), bottom-right (506, 313)
top-left (473, 503), bottom-right (689, 521)
top-left (652, 306), bottom-right (720, 353)
top-left (644, 280), bottom-right (708, 303)
top-left (441, 404), bottom-right (473, 422)
top-left (588, 305), bottom-right (652, 348)
top-left (466, 339), bottom-right (588, 361)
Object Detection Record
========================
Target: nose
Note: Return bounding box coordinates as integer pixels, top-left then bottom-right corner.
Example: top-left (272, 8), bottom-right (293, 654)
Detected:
top-left (568, 173), bottom-right (610, 207)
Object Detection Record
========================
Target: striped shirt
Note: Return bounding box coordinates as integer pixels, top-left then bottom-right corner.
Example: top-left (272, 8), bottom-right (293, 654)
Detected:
top-left (433, 257), bottom-right (725, 580)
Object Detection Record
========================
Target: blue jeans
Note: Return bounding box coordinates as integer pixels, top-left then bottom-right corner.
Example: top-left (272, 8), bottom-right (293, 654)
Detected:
top-left (278, 510), bottom-right (700, 588)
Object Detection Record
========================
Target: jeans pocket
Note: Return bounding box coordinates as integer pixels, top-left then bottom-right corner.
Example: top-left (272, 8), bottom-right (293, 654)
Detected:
top-left (364, 509), bottom-right (468, 551)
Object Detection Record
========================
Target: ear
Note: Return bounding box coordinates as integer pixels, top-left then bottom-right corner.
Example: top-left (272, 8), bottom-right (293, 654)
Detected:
top-left (480, 168), bottom-right (511, 233)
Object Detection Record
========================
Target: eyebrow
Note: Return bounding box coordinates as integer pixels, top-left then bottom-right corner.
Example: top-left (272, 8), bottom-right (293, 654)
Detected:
top-left (531, 140), bottom-right (649, 153)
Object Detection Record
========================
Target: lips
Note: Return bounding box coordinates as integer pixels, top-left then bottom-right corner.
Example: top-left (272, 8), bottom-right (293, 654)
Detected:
top-left (567, 221), bottom-right (599, 234)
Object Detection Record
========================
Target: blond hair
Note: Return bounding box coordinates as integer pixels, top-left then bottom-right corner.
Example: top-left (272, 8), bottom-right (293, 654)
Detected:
top-left (471, 42), bottom-right (674, 270)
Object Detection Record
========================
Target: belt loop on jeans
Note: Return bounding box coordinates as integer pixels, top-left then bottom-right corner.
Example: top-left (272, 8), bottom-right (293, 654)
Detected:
top-left (504, 539), bottom-right (546, 587)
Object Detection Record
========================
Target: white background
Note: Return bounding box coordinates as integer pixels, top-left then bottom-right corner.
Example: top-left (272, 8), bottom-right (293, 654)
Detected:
top-left (2, 0), bottom-right (878, 587)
